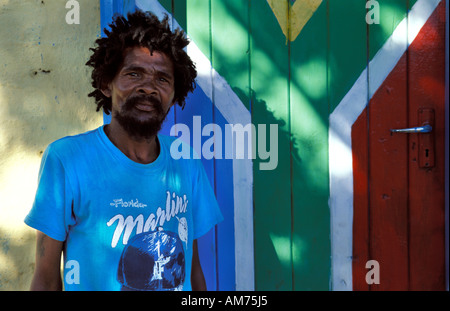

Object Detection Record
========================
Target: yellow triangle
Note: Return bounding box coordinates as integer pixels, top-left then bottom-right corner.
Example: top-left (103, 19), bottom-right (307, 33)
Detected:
top-left (267, 0), bottom-right (322, 42)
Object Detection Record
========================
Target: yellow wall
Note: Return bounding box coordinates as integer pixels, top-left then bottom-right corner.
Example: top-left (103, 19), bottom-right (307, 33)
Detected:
top-left (0, 0), bottom-right (102, 290)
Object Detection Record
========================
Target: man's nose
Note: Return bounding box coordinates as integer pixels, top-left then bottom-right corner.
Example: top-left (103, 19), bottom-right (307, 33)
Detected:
top-left (136, 77), bottom-right (158, 95)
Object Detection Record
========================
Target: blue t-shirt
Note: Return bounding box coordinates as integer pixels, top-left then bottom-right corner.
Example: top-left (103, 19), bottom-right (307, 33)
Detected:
top-left (25, 125), bottom-right (223, 291)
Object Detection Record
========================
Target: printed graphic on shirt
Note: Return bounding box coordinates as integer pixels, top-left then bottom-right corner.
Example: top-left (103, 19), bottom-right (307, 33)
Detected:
top-left (106, 191), bottom-right (188, 248)
top-left (105, 190), bottom-right (189, 291)
top-left (177, 216), bottom-right (188, 249)
top-left (117, 227), bottom-right (185, 291)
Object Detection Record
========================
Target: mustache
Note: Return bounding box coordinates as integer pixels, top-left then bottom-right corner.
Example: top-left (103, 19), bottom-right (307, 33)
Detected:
top-left (123, 95), bottom-right (164, 114)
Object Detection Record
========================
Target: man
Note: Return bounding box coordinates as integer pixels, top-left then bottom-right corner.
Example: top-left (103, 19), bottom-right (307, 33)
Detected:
top-left (25, 11), bottom-right (223, 291)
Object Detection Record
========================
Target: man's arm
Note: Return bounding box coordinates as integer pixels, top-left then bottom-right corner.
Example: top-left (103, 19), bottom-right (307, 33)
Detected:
top-left (191, 239), bottom-right (207, 291)
top-left (30, 231), bottom-right (64, 291)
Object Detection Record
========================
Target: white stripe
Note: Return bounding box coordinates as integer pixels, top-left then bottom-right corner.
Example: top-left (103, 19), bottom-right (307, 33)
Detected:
top-left (136, 0), bottom-right (254, 290)
top-left (329, 0), bottom-right (441, 291)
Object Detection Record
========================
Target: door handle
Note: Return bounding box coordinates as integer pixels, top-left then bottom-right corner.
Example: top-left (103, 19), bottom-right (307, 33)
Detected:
top-left (390, 108), bottom-right (435, 168)
top-left (390, 124), bottom-right (432, 133)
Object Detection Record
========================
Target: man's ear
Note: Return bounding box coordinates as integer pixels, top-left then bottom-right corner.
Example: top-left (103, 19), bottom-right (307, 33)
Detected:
top-left (170, 98), bottom-right (177, 108)
top-left (164, 99), bottom-right (177, 116)
top-left (100, 84), bottom-right (112, 98)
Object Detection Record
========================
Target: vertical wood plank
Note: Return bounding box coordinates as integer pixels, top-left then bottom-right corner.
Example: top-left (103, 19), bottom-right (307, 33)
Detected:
top-left (368, 54), bottom-right (410, 290)
top-left (367, 0), bottom-right (409, 291)
top-left (289, 1), bottom-right (330, 290)
top-left (251, 0), bottom-right (292, 290)
top-left (327, 0), bottom-right (368, 290)
top-left (352, 109), bottom-right (370, 291)
top-left (182, 0), bottom-right (218, 291)
top-left (210, 0), bottom-right (252, 290)
top-left (407, 0), bottom-right (446, 290)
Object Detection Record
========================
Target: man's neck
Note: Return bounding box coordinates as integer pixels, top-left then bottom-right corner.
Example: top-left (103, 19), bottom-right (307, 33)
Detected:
top-left (104, 122), bottom-right (160, 164)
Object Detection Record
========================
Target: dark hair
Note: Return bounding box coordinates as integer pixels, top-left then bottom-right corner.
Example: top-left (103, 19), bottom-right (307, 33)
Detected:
top-left (86, 10), bottom-right (196, 115)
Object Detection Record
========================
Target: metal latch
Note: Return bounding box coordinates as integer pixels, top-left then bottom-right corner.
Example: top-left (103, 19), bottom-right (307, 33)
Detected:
top-left (390, 108), bottom-right (435, 168)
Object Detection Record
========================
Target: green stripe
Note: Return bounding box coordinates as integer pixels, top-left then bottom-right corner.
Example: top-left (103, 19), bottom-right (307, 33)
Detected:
top-left (289, 1), bottom-right (329, 290)
top-left (250, 0), bottom-right (293, 290)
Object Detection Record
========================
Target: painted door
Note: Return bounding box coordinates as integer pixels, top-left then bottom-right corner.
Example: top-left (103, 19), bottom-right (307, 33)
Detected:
top-left (352, 1), bottom-right (447, 290)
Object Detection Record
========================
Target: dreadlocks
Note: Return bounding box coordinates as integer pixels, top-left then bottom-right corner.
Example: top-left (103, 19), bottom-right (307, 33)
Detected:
top-left (86, 10), bottom-right (196, 115)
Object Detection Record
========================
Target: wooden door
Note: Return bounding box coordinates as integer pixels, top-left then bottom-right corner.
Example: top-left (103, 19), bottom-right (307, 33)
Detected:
top-left (352, 1), bottom-right (446, 290)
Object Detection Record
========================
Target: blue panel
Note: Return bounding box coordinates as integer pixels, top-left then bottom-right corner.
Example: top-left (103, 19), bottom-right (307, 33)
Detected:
top-left (170, 86), bottom-right (236, 290)
top-left (173, 85), bottom-right (218, 291)
top-left (100, 0), bottom-right (114, 36)
top-left (115, 0), bottom-right (136, 16)
top-left (213, 107), bottom-right (236, 291)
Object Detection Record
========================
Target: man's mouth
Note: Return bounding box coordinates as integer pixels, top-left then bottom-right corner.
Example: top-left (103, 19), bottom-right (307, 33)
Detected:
top-left (134, 102), bottom-right (155, 112)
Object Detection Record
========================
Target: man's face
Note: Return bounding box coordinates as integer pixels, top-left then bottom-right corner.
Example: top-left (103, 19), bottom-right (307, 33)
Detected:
top-left (102, 46), bottom-right (176, 139)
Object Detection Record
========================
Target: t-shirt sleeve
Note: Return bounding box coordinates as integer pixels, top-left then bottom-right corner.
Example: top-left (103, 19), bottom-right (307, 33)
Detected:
top-left (191, 159), bottom-right (224, 240)
top-left (24, 144), bottom-right (75, 242)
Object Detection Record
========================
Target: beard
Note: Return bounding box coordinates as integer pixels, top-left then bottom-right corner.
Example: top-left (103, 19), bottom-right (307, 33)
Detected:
top-left (114, 95), bottom-right (169, 140)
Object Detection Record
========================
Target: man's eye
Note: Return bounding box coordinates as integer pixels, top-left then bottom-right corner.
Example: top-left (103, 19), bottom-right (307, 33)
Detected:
top-left (126, 72), bottom-right (139, 77)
